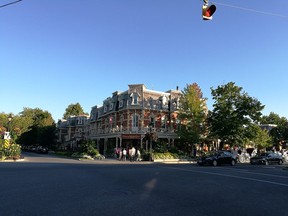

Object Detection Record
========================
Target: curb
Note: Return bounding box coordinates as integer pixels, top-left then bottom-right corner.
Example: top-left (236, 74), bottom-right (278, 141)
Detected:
top-left (153, 159), bottom-right (197, 164)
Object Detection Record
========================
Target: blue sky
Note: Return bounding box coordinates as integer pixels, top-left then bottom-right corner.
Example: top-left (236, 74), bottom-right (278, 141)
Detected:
top-left (1, 0), bottom-right (287, 121)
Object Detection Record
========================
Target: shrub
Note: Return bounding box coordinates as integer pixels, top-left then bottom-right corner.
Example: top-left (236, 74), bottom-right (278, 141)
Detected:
top-left (0, 140), bottom-right (22, 160)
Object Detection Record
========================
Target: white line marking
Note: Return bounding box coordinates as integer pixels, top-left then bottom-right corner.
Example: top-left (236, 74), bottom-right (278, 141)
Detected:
top-left (161, 166), bottom-right (288, 187)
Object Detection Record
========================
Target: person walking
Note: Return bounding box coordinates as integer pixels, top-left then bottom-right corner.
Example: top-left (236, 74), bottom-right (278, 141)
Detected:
top-left (136, 149), bottom-right (141, 161)
top-left (122, 148), bottom-right (127, 161)
top-left (130, 147), bottom-right (136, 162)
top-left (118, 147), bottom-right (122, 160)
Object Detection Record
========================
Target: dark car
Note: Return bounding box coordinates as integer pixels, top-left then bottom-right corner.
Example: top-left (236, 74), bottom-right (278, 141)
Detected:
top-left (197, 151), bottom-right (237, 166)
top-left (250, 152), bottom-right (283, 165)
top-left (36, 146), bottom-right (49, 154)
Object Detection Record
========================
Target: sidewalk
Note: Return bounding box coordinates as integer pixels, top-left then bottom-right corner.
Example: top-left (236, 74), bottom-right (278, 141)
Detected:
top-left (153, 158), bottom-right (197, 164)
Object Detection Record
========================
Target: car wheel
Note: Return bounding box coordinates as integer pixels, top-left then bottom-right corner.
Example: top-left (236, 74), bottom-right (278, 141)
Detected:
top-left (231, 160), bottom-right (236, 166)
top-left (278, 160), bottom-right (283, 165)
top-left (265, 160), bottom-right (269, 165)
top-left (212, 160), bottom-right (217, 166)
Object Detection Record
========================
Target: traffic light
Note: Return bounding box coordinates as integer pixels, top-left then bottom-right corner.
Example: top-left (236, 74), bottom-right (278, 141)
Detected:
top-left (202, 4), bottom-right (216, 20)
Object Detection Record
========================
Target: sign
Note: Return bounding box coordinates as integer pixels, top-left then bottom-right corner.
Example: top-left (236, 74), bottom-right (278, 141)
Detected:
top-left (121, 134), bottom-right (141, 140)
top-left (4, 139), bottom-right (10, 148)
top-left (4, 132), bottom-right (11, 140)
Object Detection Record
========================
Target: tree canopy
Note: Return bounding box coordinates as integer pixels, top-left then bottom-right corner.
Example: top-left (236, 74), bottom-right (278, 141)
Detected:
top-left (209, 82), bottom-right (265, 146)
top-left (18, 108), bottom-right (56, 148)
top-left (63, 103), bottom-right (86, 119)
top-left (261, 112), bottom-right (288, 146)
top-left (177, 83), bottom-right (208, 145)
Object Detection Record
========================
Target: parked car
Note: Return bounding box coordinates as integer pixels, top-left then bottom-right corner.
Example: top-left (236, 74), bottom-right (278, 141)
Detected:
top-left (197, 150), bottom-right (237, 166)
top-left (250, 152), bottom-right (283, 165)
top-left (36, 146), bottom-right (49, 154)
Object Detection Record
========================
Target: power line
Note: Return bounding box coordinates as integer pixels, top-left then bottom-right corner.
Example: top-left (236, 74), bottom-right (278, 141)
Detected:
top-left (214, 1), bottom-right (288, 18)
top-left (0, 0), bottom-right (22, 9)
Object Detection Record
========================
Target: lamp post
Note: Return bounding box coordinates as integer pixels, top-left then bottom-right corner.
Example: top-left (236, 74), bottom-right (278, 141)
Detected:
top-left (7, 113), bottom-right (14, 141)
top-left (149, 123), bottom-right (153, 158)
top-left (146, 122), bottom-right (154, 161)
top-left (8, 113), bottom-right (13, 133)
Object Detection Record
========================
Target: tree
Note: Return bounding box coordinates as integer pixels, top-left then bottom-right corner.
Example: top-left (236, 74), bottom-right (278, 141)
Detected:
top-left (209, 82), bottom-right (264, 146)
top-left (18, 108), bottom-right (56, 148)
top-left (63, 103), bottom-right (86, 119)
top-left (261, 112), bottom-right (288, 146)
top-left (244, 124), bottom-right (272, 150)
top-left (261, 112), bottom-right (288, 127)
top-left (177, 83), bottom-right (208, 149)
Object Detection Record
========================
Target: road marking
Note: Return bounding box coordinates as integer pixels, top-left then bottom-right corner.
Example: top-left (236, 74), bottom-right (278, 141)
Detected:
top-left (212, 167), bottom-right (288, 179)
top-left (161, 166), bottom-right (288, 187)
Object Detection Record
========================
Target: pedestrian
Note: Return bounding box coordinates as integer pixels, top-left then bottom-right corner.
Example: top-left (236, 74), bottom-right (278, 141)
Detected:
top-left (128, 147), bottom-right (132, 161)
top-left (118, 147), bottom-right (122, 160)
top-left (130, 147), bottom-right (136, 162)
top-left (122, 148), bottom-right (127, 161)
top-left (136, 149), bottom-right (141, 161)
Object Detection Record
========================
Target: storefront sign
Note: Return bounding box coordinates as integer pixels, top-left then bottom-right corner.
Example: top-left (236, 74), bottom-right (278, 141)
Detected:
top-left (121, 134), bottom-right (141, 139)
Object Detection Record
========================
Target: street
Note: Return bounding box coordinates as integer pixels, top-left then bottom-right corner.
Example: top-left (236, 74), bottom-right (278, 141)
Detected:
top-left (1, 153), bottom-right (288, 216)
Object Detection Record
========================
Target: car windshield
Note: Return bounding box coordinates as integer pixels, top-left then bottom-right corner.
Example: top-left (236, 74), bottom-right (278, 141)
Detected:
top-left (205, 152), bottom-right (217, 157)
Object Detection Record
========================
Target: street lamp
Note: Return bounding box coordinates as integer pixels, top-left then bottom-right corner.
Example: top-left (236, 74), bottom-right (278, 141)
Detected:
top-left (8, 113), bottom-right (13, 133)
top-left (147, 122), bottom-right (158, 161)
top-left (149, 122), bottom-right (153, 150)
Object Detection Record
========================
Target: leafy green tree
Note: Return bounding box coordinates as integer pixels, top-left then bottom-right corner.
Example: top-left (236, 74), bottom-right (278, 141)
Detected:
top-left (261, 112), bottom-right (288, 146)
top-left (18, 108), bottom-right (56, 147)
top-left (209, 82), bottom-right (264, 146)
top-left (244, 124), bottom-right (272, 150)
top-left (261, 112), bottom-right (287, 127)
top-left (63, 103), bottom-right (86, 119)
top-left (177, 83), bottom-right (208, 149)
top-left (80, 140), bottom-right (99, 156)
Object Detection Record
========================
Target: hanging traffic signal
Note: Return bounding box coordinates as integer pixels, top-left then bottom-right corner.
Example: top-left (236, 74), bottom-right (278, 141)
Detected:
top-left (202, 4), bottom-right (216, 20)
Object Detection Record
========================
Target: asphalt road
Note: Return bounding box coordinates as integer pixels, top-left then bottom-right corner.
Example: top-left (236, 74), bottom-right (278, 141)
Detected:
top-left (1, 153), bottom-right (288, 216)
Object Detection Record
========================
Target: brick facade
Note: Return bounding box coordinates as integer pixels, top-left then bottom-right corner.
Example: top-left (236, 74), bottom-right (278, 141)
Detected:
top-left (57, 84), bottom-right (182, 155)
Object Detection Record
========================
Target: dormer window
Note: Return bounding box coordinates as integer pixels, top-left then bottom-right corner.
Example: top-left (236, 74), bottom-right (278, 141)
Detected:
top-left (130, 92), bottom-right (140, 105)
top-left (158, 99), bottom-right (163, 110)
top-left (133, 94), bottom-right (138, 104)
top-left (149, 97), bottom-right (154, 109)
top-left (119, 100), bottom-right (124, 108)
top-left (109, 103), bottom-right (114, 111)
top-left (104, 105), bottom-right (108, 113)
top-left (162, 96), bottom-right (167, 105)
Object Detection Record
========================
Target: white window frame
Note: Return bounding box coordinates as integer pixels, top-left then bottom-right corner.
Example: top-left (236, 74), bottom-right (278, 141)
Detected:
top-left (119, 100), bottom-right (124, 108)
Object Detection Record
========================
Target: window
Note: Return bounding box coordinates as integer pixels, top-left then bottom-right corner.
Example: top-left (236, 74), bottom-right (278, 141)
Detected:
top-left (149, 98), bottom-right (154, 109)
top-left (133, 114), bottom-right (139, 127)
top-left (119, 100), bottom-right (124, 108)
top-left (104, 105), bottom-right (108, 113)
top-left (158, 100), bottom-right (163, 110)
top-left (109, 103), bottom-right (114, 110)
top-left (77, 118), bottom-right (83, 125)
top-left (150, 117), bottom-right (155, 128)
top-left (131, 93), bottom-right (139, 105)
top-left (133, 94), bottom-right (138, 104)
top-left (161, 115), bottom-right (167, 128)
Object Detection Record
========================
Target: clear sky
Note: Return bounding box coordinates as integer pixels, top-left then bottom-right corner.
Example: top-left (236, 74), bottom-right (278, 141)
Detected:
top-left (1, 0), bottom-right (287, 121)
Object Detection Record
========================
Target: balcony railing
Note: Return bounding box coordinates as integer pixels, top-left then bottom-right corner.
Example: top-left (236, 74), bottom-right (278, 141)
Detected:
top-left (89, 126), bottom-right (177, 136)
